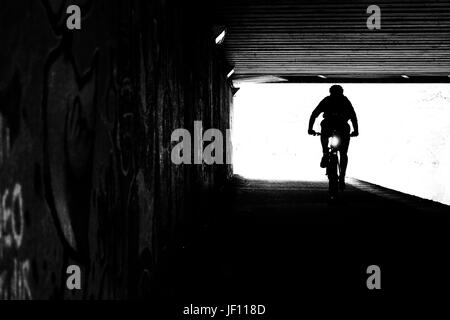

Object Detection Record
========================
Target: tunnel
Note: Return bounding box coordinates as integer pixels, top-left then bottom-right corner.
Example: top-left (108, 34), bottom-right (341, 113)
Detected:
top-left (0, 0), bottom-right (449, 313)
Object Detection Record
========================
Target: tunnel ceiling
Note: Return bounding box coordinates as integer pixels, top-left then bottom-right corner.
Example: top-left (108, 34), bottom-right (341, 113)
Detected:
top-left (213, 0), bottom-right (450, 81)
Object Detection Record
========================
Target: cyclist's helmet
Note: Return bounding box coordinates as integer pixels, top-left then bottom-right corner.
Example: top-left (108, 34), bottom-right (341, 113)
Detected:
top-left (329, 85), bottom-right (344, 96)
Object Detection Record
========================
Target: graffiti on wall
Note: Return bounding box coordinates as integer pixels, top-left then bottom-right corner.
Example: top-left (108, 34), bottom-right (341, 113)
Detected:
top-left (43, 47), bottom-right (97, 258)
top-left (0, 184), bottom-right (32, 300)
top-left (0, 70), bottom-right (21, 169)
top-left (0, 0), bottom-right (230, 299)
top-left (0, 115), bottom-right (10, 168)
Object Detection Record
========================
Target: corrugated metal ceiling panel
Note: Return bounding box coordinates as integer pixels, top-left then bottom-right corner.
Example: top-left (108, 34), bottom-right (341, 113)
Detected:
top-left (213, 0), bottom-right (450, 79)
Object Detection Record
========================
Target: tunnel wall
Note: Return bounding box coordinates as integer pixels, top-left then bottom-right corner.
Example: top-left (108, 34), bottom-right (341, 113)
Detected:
top-left (0, 0), bottom-right (232, 299)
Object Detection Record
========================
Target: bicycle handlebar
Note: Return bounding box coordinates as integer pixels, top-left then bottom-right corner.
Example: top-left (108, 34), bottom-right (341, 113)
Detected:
top-left (310, 131), bottom-right (358, 137)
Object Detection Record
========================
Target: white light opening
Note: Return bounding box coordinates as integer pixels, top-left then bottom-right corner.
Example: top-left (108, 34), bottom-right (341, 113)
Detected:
top-left (232, 83), bottom-right (450, 205)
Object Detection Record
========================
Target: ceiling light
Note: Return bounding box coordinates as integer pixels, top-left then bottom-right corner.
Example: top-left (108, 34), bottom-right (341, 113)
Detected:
top-left (401, 75), bottom-right (409, 79)
top-left (215, 29), bottom-right (226, 45)
top-left (318, 75), bottom-right (327, 79)
top-left (227, 69), bottom-right (235, 79)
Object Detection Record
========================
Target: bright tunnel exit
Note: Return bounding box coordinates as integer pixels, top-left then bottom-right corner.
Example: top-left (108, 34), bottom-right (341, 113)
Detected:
top-left (232, 83), bottom-right (450, 206)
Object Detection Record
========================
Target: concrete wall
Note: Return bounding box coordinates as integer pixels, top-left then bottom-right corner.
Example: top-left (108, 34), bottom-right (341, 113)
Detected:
top-left (0, 0), bottom-right (232, 299)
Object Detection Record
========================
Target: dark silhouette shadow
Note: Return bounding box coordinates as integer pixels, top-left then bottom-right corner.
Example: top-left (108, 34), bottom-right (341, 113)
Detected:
top-left (308, 85), bottom-right (359, 189)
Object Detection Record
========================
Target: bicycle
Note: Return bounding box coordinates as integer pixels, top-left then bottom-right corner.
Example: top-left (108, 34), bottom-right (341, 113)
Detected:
top-left (311, 130), bottom-right (348, 201)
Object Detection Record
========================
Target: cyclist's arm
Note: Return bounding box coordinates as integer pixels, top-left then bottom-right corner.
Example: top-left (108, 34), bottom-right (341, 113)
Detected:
top-left (308, 100), bottom-right (325, 131)
top-left (348, 101), bottom-right (359, 134)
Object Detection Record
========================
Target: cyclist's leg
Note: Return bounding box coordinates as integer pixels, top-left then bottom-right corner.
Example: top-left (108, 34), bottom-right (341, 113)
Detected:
top-left (319, 120), bottom-right (331, 167)
top-left (320, 120), bottom-right (329, 153)
top-left (339, 134), bottom-right (350, 181)
top-left (320, 134), bottom-right (328, 153)
top-left (338, 123), bottom-right (351, 189)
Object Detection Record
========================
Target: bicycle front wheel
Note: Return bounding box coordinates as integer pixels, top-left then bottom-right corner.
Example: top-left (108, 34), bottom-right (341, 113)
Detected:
top-left (327, 153), bottom-right (339, 198)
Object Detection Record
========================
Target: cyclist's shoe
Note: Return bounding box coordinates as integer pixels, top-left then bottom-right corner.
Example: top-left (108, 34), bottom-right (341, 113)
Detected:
top-left (339, 177), bottom-right (346, 190)
top-left (320, 154), bottom-right (328, 168)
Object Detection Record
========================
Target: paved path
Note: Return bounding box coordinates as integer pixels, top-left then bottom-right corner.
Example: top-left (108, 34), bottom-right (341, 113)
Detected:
top-left (162, 177), bottom-right (450, 308)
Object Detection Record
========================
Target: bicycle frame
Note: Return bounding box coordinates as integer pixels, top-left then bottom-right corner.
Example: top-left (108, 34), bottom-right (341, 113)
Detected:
top-left (326, 133), bottom-right (342, 199)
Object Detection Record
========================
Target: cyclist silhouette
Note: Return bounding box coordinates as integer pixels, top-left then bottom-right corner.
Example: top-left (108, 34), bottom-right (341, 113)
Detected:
top-left (308, 85), bottom-right (359, 190)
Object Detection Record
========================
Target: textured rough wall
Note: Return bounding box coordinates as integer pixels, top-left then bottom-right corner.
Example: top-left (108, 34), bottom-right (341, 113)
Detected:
top-left (0, 0), bottom-right (232, 299)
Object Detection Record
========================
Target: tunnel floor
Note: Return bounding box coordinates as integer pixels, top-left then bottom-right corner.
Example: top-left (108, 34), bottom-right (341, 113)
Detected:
top-left (158, 177), bottom-right (450, 309)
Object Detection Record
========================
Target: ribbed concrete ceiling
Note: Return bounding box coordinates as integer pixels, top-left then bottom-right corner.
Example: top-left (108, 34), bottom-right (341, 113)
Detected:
top-left (213, 0), bottom-right (450, 80)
